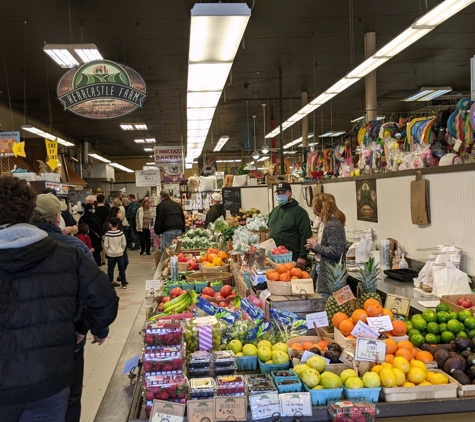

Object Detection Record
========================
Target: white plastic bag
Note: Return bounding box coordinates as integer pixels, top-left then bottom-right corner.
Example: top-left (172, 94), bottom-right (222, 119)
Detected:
top-left (432, 259), bottom-right (472, 297)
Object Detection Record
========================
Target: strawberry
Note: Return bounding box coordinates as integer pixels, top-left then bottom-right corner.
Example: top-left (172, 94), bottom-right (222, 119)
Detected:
top-left (157, 390), bottom-right (169, 400)
top-left (144, 334), bottom-right (155, 345)
top-left (142, 361), bottom-right (153, 372)
top-left (145, 390), bottom-right (155, 401)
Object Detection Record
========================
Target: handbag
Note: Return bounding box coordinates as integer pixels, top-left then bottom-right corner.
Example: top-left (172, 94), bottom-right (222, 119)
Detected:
top-left (410, 171), bottom-right (431, 225)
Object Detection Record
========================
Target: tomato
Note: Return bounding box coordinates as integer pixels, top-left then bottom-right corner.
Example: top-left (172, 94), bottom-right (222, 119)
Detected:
top-left (201, 294), bottom-right (213, 300)
top-left (271, 248), bottom-right (278, 254)
top-left (202, 287), bottom-right (215, 297)
top-left (170, 287), bottom-right (184, 298)
top-left (220, 285), bottom-right (233, 298)
top-left (161, 296), bottom-right (171, 303)
top-left (218, 301), bottom-right (228, 308)
top-left (214, 294), bottom-right (225, 301)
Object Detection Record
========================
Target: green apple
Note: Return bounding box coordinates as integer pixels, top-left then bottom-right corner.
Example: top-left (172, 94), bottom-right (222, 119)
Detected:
top-left (293, 364), bottom-right (311, 377)
top-left (340, 369), bottom-right (359, 384)
top-left (306, 355), bottom-right (326, 373)
top-left (345, 377), bottom-right (364, 389)
top-left (272, 350), bottom-right (290, 365)
top-left (228, 339), bottom-right (242, 354)
top-left (257, 346), bottom-right (272, 362)
top-left (301, 368), bottom-right (320, 388)
top-left (272, 342), bottom-right (288, 353)
top-left (320, 372), bottom-right (343, 389)
top-left (258, 339), bottom-right (272, 350)
top-left (242, 344), bottom-right (257, 356)
top-left (362, 371), bottom-right (381, 388)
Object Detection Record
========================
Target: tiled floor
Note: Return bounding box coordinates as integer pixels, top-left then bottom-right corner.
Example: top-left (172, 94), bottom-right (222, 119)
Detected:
top-left (80, 250), bottom-right (156, 422)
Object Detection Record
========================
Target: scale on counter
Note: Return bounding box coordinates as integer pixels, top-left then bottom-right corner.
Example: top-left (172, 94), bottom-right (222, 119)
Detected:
top-left (383, 269), bottom-right (419, 282)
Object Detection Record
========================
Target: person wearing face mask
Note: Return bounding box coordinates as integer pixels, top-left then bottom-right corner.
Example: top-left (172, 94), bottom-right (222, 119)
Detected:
top-left (268, 182), bottom-right (312, 269)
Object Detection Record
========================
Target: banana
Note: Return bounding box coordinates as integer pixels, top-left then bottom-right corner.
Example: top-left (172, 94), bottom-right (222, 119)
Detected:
top-left (162, 292), bottom-right (189, 311)
top-left (188, 289), bottom-right (198, 305)
top-left (172, 297), bottom-right (191, 314)
top-left (165, 296), bottom-right (190, 313)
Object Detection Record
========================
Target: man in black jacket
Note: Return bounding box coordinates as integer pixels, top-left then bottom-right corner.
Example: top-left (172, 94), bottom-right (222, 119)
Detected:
top-left (154, 189), bottom-right (185, 253)
top-left (205, 192), bottom-right (227, 228)
top-left (0, 176), bottom-right (119, 422)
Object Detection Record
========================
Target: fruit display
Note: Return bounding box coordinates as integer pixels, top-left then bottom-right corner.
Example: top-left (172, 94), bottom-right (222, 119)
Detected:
top-left (268, 245), bottom-right (293, 263)
top-left (149, 290), bottom-right (197, 320)
top-left (213, 350), bottom-right (238, 375)
top-left (184, 316), bottom-right (222, 353)
top-left (356, 257), bottom-right (382, 309)
top-left (144, 321), bottom-right (183, 346)
top-left (189, 378), bottom-right (216, 400)
top-left (199, 248), bottom-right (228, 268)
top-left (266, 262), bottom-right (311, 283)
top-left (245, 373), bottom-right (277, 394)
top-left (143, 374), bottom-right (188, 416)
top-left (327, 400), bottom-right (379, 422)
top-left (325, 260), bottom-right (352, 331)
top-left (175, 252), bottom-right (199, 270)
top-left (187, 351), bottom-right (213, 378)
top-left (142, 346), bottom-right (184, 374)
top-left (289, 339), bottom-right (343, 365)
top-left (216, 375), bottom-right (246, 396)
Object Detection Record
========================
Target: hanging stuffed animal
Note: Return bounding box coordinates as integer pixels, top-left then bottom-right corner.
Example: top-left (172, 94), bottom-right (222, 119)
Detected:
top-left (187, 176), bottom-right (200, 192)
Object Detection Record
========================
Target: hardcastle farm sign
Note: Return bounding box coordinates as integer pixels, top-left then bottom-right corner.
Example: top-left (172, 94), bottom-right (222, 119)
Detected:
top-left (57, 60), bottom-right (147, 119)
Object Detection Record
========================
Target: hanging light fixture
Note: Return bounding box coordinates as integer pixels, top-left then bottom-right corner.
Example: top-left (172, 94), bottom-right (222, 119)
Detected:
top-left (260, 103), bottom-right (270, 154)
top-left (252, 115), bottom-right (260, 160)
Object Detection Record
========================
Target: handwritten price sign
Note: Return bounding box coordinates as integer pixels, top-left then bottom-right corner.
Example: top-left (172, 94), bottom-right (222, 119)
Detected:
top-left (249, 393), bottom-right (280, 420)
top-left (384, 294), bottom-right (411, 316)
top-left (355, 338), bottom-right (386, 362)
top-left (187, 400), bottom-right (215, 422)
top-left (279, 393), bottom-right (312, 417)
top-left (214, 397), bottom-right (247, 421)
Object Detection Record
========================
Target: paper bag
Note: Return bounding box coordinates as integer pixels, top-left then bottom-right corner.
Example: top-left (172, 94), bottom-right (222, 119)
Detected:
top-left (410, 171), bottom-right (430, 225)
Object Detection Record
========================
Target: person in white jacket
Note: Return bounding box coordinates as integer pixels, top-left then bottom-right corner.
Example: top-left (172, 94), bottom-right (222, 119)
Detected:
top-left (104, 217), bottom-right (127, 289)
top-left (136, 197), bottom-right (152, 255)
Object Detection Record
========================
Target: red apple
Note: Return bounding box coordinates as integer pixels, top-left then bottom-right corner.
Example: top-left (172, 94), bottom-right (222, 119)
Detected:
top-left (457, 297), bottom-right (473, 308)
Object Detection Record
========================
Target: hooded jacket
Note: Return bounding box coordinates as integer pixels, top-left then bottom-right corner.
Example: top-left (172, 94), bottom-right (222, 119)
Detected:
top-left (268, 199), bottom-right (312, 261)
top-left (205, 203), bottom-right (226, 228)
top-left (0, 223), bottom-right (119, 406)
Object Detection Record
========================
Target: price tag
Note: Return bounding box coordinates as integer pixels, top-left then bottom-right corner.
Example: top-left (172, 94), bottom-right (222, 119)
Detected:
top-left (145, 279), bottom-right (162, 296)
top-left (291, 278), bottom-right (314, 295)
top-left (306, 311), bottom-right (329, 329)
top-left (355, 338), bottom-right (386, 362)
top-left (333, 285), bottom-right (355, 306)
top-left (249, 392), bottom-right (280, 420)
top-left (187, 400), bottom-right (215, 422)
top-left (279, 393), bottom-right (312, 417)
top-left (350, 320), bottom-right (379, 339)
top-left (301, 351), bottom-right (330, 364)
top-left (366, 315), bottom-right (393, 333)
top-left (150, 400), bottom-right (186, 422)
top-left (214, 396), bottom-right (247, 421)
top-left (259, 289), bottom-right (271, 302)
top-left (339, 345), bottom-right (372, 374)
top-left (385, 294), bottom-right (411, 316)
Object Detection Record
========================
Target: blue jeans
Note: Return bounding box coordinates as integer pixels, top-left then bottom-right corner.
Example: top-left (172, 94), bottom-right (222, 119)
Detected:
top-left (161, 229), bottom-right (182, 253)
top-left (130, 225), bottom-right (140, 249)
top-left (107, 255), bottom-right (126, 284)
top-left (2, 386), bottom-right (70, 422)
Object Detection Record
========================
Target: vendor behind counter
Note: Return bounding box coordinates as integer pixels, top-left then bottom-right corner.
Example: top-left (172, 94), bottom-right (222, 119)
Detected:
top-left (268, 182), bottom-right (312, 269)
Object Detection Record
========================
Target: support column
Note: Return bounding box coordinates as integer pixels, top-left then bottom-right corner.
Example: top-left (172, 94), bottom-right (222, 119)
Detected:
top-left (364, 32), bottom-right (377, 122)
top-left (471, 55), bottom-right (475, 101)
top-left (301, 91), bottom-right (309, 147)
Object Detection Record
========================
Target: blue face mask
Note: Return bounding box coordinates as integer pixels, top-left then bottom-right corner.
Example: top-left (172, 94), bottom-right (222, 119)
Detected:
top-left (277, 194), bottom-right (288, 206)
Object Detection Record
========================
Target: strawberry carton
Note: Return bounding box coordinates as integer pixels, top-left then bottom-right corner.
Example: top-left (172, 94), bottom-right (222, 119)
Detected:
top-left (142, 346), bottom-right (184, 374)
top-left (143, 374), bottom-right (188, 416)
top-left (144, 320), bottom-right (183, 346)
top-left (327, 400), bottom-right (379, 422)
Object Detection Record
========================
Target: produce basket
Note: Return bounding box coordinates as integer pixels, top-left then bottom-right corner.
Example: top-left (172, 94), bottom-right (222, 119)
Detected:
top-left (304, 385), bottom-right (343, 406)
top-left (343, 386), bottom-right (381, 402)
top-left (275, 379), bottom-right (302, 393)
top-left (178, 262), bottom-right (189, 272)
top-left (186, 272), bottom-right (233, 286)
top-left (199, 262), bottom-right (230, 273)
top-left (258, 360), bottom-right (290, 374)
top-left (266, 279), bottom-right (293, 296)
top-left (270, 369), bottom-right (299, 382)
top-left (268, 251), bottom-right (293, 263)
top-left (166, 281), bottom-right (182, 290)
top-left (210, 281), bottom-right (223, 292)
top-left (194, 281), bottom-right (208, 293)
top-left (236, 355), bottom-right (258, 371)
top-left (180, 281), bottom-right (195, 291)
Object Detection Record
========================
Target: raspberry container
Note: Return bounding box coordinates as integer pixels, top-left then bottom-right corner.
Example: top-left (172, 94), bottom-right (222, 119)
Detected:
top-left (143, 374), bottom-right (188, 417)
top-left (189, 378), bottom-right (216, 400)
top-left (216, 375), bottom-right (246, 397)
top-left (144, 320), bottom-right (183, 347)
top-left (142, 346), bottom-right (184, 374)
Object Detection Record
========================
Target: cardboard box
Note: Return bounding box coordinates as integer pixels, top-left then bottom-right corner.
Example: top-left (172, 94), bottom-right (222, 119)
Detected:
top-left (40, 172), bottom-right (61, 182)
top-left (440, 294), bottom-right (475, 315)
top-left (13, 172), bottom-right (37, 181)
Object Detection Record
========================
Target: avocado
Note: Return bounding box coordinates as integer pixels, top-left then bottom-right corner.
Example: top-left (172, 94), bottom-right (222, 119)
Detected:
top-left (460, 350), bottom-right (472, 359)
top-left (444, 355), bottom-right (467, 374)
top-left (455, 337), bottom-right (474, 353)
top-left (324, 350), bottom-right (341, 363)
top-left (434, 349), bottom-right (450, 368)
top-left (449, 351), bottom-right (460, 358)
top-left (452, 369), bottom-right (472, 385)
top-left (309, 347), bottom-right (321, 355)
top-left (467, 353), bottom-right (475, 366)
top-left (467, 365), bottom-right (475, 381)
top-left (326, 343), bottom-right (342, 353)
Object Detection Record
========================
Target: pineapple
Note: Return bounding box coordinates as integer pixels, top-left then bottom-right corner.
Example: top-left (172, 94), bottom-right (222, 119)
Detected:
top-left (324, 259), bottom-right (353, 331)
top-left (356, 257), bottom-right (382, 309)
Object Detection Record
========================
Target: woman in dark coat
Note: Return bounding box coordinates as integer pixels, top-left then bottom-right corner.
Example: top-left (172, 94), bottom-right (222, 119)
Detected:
top-left (79, 203), bottom-right (104, 266)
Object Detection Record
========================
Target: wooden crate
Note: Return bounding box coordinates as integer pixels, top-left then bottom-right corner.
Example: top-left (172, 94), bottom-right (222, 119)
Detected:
top-left (264, 293), bottom-right (325, 320)
top-left (440, 294), bottom-right (475, 315)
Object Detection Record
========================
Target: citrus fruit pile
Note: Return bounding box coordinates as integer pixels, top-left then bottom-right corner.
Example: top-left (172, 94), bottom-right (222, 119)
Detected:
top-left (266, 263), bottom-right (311, 282)
top-left (406, 303), bottom-right (475, 347)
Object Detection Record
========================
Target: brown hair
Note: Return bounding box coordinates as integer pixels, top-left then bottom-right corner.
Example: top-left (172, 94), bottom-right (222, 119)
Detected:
top-left (112, 198), bottom-right (122, 207)
top-left (312, 193), bottom-right (346, 225)
top-left (0, 176), bottom-right (37, 225)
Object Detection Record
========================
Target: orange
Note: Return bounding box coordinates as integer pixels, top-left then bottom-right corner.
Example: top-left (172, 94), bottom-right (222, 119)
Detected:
top-left (291, 343), bottom-right (304, 351)
top-left (301, 271), bottom-right (311, 279)
top-left (385, 354), bottom-right (395, 364)
top-left (339, 319), bottom-right (355, 337)
top-left (268, 272), bottom-right (280, 281)
top-left (412, 348), bottom-right (418, 358)
top-left (332, 312), bottom-right (348, 330)
top-left (290, 268), bottom-right (303, 278)
top-left (366, 303), bottom-right (383, 317)
top-left (382, 308), bottom-right (394, 320)
top-left (415, 351), bottom-right (434, 364)
top-left (313, 343), bottom-right (325, 351)
top-left (302, 341), bottom-right (313, 351)
top-left (317, 340), bottom-right (329, 350)
top-left (351, 309), bottom-right (368, 324)
top-left (384, 339), bottom-right (398, 355)
top-left (200, 255), bottom-right (208, 263)
top-left (363, 298), bottom-right (381, 311)
top-left (397, 340), bottom-right (414, 352)
top-left (266, 269), bottom-right (276, 279)
top-left (391, 320), bottom-right (408, 336)
top-left (279, 272), bottom-right (291, 282)
top-left (285, 263), bottom-right (294, 271)
top-left (395, 348), bottom-right (413, 361)
top-left (276, 264), bottom-right (287, 274)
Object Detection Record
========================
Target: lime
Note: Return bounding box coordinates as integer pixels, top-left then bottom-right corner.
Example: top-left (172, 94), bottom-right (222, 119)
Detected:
top-left (449, 311), bottom-right (459, 320)
top-left (436, 335), bottom-right (441, 343)
top-left (440, 331), bottom-right (455, 343)
top-left (411, 314), bottom-right (424, 322)
top-left (439, 323), bottom-right (448, 332)
top-left (405, 321), bottom-right (414, 332)
top-left (408, 329), bottom-right (422, 338)
top-left (426, 322), bottom-right (440, 335)
top-left (468, 329), bottom-right (475, 338)
top-left (412, 318), bottom-right (427, 332)
top-left (425, 333), bottom-right (438, 344)
top-left (464, 317), bottom-right (475, 330)
top-left (410, 333), bottom-right (425, 348)
top-left (422, 310), bottom-right (437, 323)
top-left (457, 331), bottom-right (468, 338)
top-left (447, 319), bottom-right (463, 334)
top-left (458, 310), bottom-right (472, 322)
top-left (437, 311), bottom-right (450, 324)
top-left (436, 303), bottom-right (450, 313)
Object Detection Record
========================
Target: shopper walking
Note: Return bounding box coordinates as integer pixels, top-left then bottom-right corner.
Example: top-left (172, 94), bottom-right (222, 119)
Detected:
top-left (136, 197), bottom-right (152, 255)
top-left (126, 194), bottom-right (140, 250)
top-left (305, 192), bottom-right (347, 298)
top-left (154, 190), bottom-right (185, 253)
top-left (205, 192), bottom-right (227, 228)
top-left (104, 217), bottom-right (128, 289)
top-left (105, 206), bottom-right (130, 284)
top-left (79, 203), bottom-right (104, 266)
top-left (0, 176), bottom-right (118, 422)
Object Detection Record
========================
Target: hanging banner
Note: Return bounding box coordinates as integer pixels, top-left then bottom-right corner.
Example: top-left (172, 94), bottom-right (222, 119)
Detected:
top-left (135, 169), bottom-right (161, 187)
top-left (0, 131), bottom-right (20, 157)
top-left (45, 139), bottom-right (60, 171)
top-left (57, 60), bottom-right (147, 120)
top-left (154, 146), bottom-right (185, 182)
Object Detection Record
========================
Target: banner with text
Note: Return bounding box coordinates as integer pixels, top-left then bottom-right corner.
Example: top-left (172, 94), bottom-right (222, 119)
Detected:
top-left (154, 146), bottom-right (185, 182)
top-left (135, 169), bottom-right (161, 187)
top-left (0, 131), bottom-right (20, 157)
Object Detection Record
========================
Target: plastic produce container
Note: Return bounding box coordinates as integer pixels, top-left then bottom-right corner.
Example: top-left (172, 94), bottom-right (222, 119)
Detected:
top-left (142, 346), bottom-right (184, 374)
top-left (304, 385), bottom-right (343, 406)
top-left (268, 251), bottom-right (293, 263)
top-left (327, 400), bottom-right (379, 422)
top-left (343, 386), bottom-right (381, 402)
top-left (187, 350), bottom-right (213, 378)
top-left (143, 374), bottom-right (188, 417)
top-left (189, 378), bottom-right (216, 400)
top-left (236, 355), bottom-right (258, 371)
top-left (144, 320), bottom-right (183, 347)
top-left (216, 375), bottom-right (246, 396)
top-left (258, 359), bottom-right (290, 374)
top-left (194, 281), bottom-right (208, 293)
top-left (270, 369), bottom-right (299, 382)
top-left (275, 379), bottom-right (302, 394)
top-left (184, 316), bottom-right (221, 353)
top-left (245, 374), bottom-right (277, 395)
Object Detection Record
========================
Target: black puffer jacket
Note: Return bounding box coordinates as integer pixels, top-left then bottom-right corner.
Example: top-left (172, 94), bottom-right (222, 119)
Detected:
top-left (154, 197), bottom-right (185, 235)
top-left (0, 224), bottom-right (119, 406)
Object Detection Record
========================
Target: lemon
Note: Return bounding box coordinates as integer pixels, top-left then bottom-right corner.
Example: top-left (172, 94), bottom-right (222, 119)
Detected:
top-left (372, 364), bottom-right (384, 375)
top-left (392, 368), bottom-right (406, 386)
top-left (402, 381), bottom-right (416, 388)
top-left (393, 356), bottom-right (410, 374)
top-left (410, 359), bottom-right (427, 372)
top-left (407, 367), bottom-right (426, 384)
top-left (380, 368), bottom-right (398, 388)
top-left (381, 362), bottom-right (394, 369)
top-left (425, 371), bottom-right (435, 382)
top-left (417, 380), bottom-right (432, 386)
top-left (431, 372), bottom-right (449, 385)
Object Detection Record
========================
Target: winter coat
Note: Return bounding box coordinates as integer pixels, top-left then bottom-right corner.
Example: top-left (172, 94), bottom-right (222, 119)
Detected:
top-left (268, 199), bottom-right (312, 261)
top-left (205, 203), bottom-right (227, 228)
top-left (79, 211), bottom-right (104, 252)
top-left (154, 198), bottom-right (185, 235)
top-left (0, 223), bottom-right (118, 406)
top-left (126, 201), bottom-right (140, 229)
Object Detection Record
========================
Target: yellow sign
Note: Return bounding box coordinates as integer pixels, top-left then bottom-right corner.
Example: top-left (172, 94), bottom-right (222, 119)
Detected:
top-left (45, 139), bottom-right (59, 171)
top-left (12, 141), bottom-right (26, 157)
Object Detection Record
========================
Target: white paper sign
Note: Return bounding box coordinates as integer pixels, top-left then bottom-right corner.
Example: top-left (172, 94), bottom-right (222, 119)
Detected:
top-left (145, 279), bottom-right (163, 296)
top-left (187, 400), bottom-right (215, 422)
top-left (366, 315), bottom-right (393, 333)
top-left (214, 396), bottom-right (247, 421)
top-left (350, 320), bottom-right (379, 339)
top-left (135, 169), bottom-right (161, 187)
top-left (301, 350), bottom-right (330, 364)
top-left (279, 393), bottom-right (312, 417)
top-left (150, 400), bottom-right (185, 422)
top-left (355, 338), bottom-right (386, 362)
top-left (306, 311), bottom-right (329, 329)
top-left (339, 345), bottom-right (372, 374)
top-left (291, 278), bottom-right (314, 295)
top-left (385, 294), bottom-right (411, 316)
top-left (249, 392), bottom-right (280, 420)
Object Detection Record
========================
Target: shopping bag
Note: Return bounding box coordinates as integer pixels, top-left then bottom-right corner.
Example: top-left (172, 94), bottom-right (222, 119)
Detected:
top-left (410, 171), bottom-right (430, 225)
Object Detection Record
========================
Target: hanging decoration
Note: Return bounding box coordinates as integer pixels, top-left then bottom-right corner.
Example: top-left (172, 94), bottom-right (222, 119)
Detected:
top-left (45, 139), bottom-right (60, 171)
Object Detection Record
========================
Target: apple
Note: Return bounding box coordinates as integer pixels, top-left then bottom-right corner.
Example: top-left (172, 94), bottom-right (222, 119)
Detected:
top-left (458, 297), bottom-right (473, 308)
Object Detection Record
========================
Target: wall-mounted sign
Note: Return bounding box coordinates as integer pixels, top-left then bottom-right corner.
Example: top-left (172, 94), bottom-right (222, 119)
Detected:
top-left (0, 131), bottom-right (20, 157)
top-left (57, 60), bottom-right (147, 119)
top-left (356, 179), bottom-right (378, 223)
top-left (135, 169), bottom-right (161, 187)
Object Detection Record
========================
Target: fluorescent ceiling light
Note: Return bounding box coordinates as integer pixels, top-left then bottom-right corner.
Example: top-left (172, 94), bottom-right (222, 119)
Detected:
top-left (145, 138), bottom-right (156, 143)
top-left (188, 129), bottom-right (209, 138)
top-left (43, 43), bottom-right (102, 68)
top-left (319, 131), bottom-right (346, 138)
top-left (134, 124), bottom-right (147, 130)
top-left (214, 136), bottom-right (230, 152)
top-left (144, 148), bottom-right (153, 152)
top-left (413, 0), bottom-right (475, 28)
top-left (146, 162), bottom-right (156, 165)
top-left (284, 151), bottom-right (297, 155)
top-left (249, 160), bottom-right (255, 165)
top-left (403, 87), bottom-right (452, 101)
top-left (310, 92), bottom-right (338, 106)
top-left (373, 27), bottom-right (432, 58)
top-left (325, 77), bottom-right (360, 93)
top-left (188, 62), bottom-right (233, 92)
top-left (350, 115), bottom-right (386, 122)
top-left (187, 108), bottom-right (215, 120)
top-left (109, 162), bottom-right (134, 173)
top-left (257, 156), bottom-right (269, 162)
top-left (120, 124), bottom-right (134, 130)
top-left (56, 137), bottom-right (75, 147)
top-left (188, 120), bottom-right (212, 130)
top-left (134, 139), bottom-right (145, 143)
top-left (88, 153), bottom-right (111, 163)
top-left (346, 57), bottom-right (389, 78)
top-left (284, 133), bottom-right (314, 149)
top-left (187, 91), bottom-right (221, 108)
top-left (21, 124), bottom-right (56, 140)
top-left (216, 159), bottom-right (241, 163)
